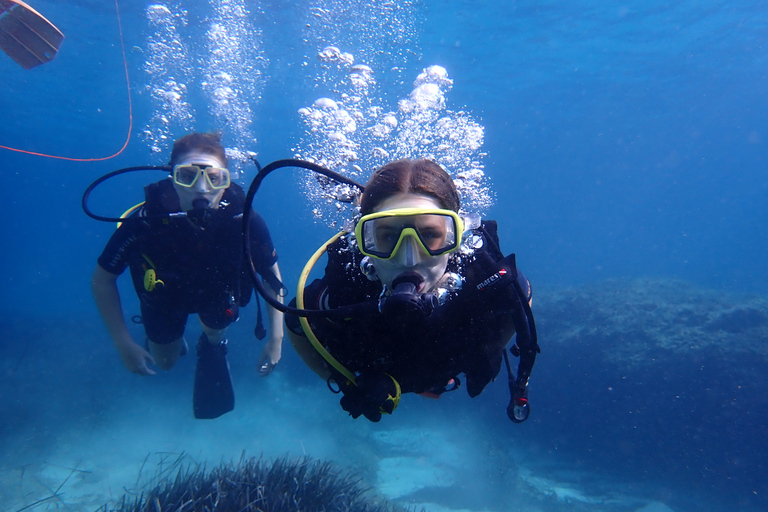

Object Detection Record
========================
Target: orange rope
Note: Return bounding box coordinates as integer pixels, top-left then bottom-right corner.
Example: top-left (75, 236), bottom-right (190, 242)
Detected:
top-left (0, 0), bottom-right (132, 161)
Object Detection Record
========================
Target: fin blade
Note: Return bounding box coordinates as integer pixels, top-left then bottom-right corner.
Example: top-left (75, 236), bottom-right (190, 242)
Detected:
top-left (0, 0), bottom-right (64, 69)
top-left (193, 341), bottom-right (235, 419)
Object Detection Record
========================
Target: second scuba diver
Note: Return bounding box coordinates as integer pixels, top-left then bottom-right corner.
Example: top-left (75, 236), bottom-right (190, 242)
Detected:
top-left (286, 158), bottom-right (539, 422)
top-left (91, 132), bottom-right (285, 419)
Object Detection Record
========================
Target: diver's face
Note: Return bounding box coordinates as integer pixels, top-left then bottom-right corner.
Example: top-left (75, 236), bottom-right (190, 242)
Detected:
top-left (172, 151), bottom-right (227, 211)
top-left (369, 193), bottom-right (452, 293)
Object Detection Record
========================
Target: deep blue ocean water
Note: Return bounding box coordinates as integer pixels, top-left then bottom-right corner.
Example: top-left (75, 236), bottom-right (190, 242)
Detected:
top-left (1, 1), bottom-right (766, 511)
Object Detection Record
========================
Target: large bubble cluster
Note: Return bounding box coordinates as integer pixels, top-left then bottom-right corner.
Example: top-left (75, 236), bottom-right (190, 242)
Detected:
top-left (142, 1), bottom-right (267, 166)
top-left (203, 0), bottom-right (266, 166)
top-left (142, 3), bottom-right (195, 154)
top-left (295, 56), bottom-right (492, 226)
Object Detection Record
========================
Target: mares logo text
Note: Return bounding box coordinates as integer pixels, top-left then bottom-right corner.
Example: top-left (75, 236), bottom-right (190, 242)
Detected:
top-left (477, 268), bottom-right (508, 291)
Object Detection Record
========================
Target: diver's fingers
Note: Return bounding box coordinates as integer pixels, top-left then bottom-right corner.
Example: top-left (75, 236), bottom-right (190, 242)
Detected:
top-left (140, 352), bottom-right (157, 376)
top-left (135, 361), bottom-right (156, 376)
top-left (258, 360), bottom-right (276, 377)
top-left (131, 363), bottom-right (155, 376)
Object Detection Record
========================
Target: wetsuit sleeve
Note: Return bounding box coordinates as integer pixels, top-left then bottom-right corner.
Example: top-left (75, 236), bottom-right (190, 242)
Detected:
top-left (248, 211), bottom-right (278, 272)
top-left (96, 223), bottom-right (141, 275)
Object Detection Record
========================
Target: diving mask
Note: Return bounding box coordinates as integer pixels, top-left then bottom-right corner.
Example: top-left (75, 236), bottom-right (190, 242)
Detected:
top-left (355, 207), bottom-right (464, 260)
top-left (173, 164), bottom-right (231, 190)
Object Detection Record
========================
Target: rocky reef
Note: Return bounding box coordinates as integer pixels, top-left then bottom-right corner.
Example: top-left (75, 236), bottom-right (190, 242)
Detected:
top-left (536, 277), bottom-right (768, 366)
top-left (527, 278), bottom-right (768, 511)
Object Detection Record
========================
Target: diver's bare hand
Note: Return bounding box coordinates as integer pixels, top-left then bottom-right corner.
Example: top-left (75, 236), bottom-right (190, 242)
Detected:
top-left (256, 335), bottom-right (282, 376)
top-left (116, 341), bottom-right (156, 376)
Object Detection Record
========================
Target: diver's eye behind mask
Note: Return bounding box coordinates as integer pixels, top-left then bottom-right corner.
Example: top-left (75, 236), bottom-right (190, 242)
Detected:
top-left (355, 207), bottom-right (464, 260)
top-left (173, 164), bottom-right (231, 189)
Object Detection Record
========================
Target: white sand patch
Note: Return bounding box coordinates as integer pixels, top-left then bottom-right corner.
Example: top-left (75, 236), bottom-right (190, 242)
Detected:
top-left (371, 426), bottom-right (441, 452)
top-left (370, 426), bottom-right (464, 500)
top-left (376, 456), bottom-right (454, 499)
top-left (636, 501), bottom-right (677, 512)
top-left (519, 469), bottom-right (603, 505)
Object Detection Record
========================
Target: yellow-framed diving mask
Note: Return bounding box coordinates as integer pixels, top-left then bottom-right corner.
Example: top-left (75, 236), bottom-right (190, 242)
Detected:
top-left (354, 207), bottom-right (464, 260)
top-left (172, 164), bottom-right (231, 190)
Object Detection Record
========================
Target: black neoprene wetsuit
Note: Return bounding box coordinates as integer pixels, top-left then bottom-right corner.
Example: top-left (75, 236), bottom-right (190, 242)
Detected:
top-left (98, 179), bottom-right (277, 343)
top-left (287, 221), bottom-right (537, 398)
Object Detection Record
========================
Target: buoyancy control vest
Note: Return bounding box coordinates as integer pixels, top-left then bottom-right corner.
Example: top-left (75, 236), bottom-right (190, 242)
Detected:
top-left (297, 220), bottom-right (539, 398)
top-left (127, 179), bottom-right (253, 307)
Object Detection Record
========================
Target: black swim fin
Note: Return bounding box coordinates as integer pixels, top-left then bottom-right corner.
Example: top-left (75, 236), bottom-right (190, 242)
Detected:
top-left (193, 334), bottom-right (235, 419)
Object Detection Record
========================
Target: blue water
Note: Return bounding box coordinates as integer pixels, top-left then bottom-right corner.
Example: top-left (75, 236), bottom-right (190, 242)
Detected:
top-left (1, 1), bottom-right (766, 511)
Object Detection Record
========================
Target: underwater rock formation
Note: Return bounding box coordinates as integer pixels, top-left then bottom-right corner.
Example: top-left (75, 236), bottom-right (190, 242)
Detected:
top-left (529, 278), bottom-right (768, 511)
top-left (101, 455), bottom-right (414, 512)
top-left (537, 278), bottom-right (768, 366)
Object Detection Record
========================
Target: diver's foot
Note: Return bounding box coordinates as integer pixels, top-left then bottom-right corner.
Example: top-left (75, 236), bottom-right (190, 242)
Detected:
top-left (196, 332), bottom-right (228, 357)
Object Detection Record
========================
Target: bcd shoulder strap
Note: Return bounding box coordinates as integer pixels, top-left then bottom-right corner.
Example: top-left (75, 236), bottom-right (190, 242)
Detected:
top-left (143, 179), bottom-right (180, 216)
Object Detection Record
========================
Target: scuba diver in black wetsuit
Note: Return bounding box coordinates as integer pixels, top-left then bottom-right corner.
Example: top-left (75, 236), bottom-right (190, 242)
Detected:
top-left (90, 132), bottom-right (285, 419)
top-left (285, 158), bottom-right (540, 423)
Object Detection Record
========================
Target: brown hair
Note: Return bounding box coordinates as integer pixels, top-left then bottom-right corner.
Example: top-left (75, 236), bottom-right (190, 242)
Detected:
top-left (169, 132), bottom-right (228, 167)
top-left (360, 159), bottom-right (460, 215)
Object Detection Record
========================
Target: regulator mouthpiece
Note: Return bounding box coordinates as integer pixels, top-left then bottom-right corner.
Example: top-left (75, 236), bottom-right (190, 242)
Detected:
top-left (380, 274), bottom-right (437, 319)
top-left (188, 198), bottom-right (213, 225)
